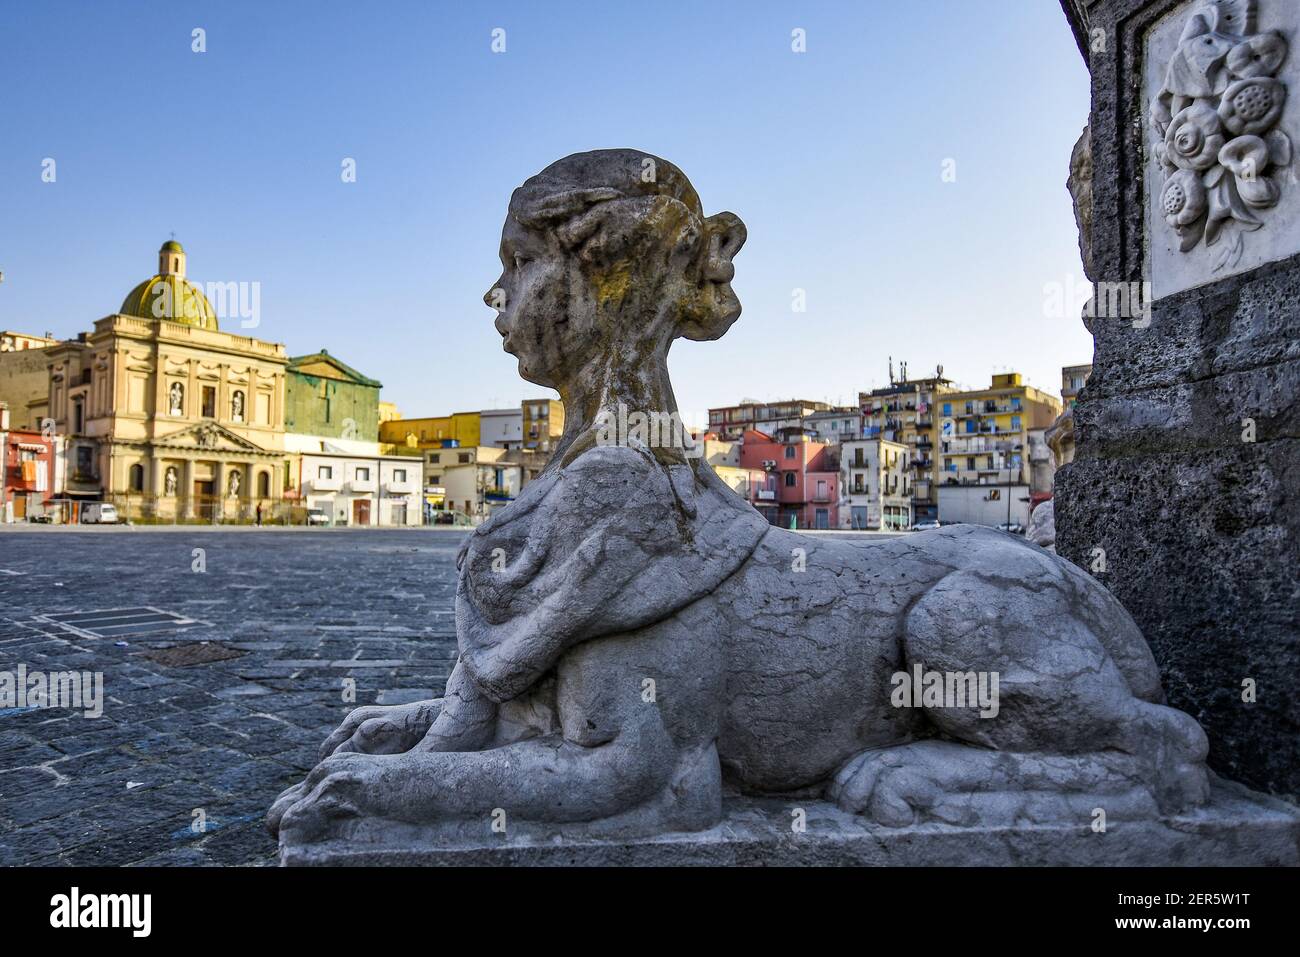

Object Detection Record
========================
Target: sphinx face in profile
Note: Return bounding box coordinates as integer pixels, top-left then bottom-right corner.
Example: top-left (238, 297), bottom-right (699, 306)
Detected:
top-left (483, 149), bottom-right (748, 392)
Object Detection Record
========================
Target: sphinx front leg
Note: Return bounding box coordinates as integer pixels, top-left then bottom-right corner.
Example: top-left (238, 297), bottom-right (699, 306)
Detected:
top-left (275, 706), bottom-right (696, 844)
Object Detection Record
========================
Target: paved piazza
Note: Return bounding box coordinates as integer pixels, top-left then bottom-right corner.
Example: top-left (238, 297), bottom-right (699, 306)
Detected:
top-left (0, 528), bottom-right (466, 866)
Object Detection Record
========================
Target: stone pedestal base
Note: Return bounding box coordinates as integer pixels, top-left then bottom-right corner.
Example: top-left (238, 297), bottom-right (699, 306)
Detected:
top-left (281, 778), bottom-right (1299, 866)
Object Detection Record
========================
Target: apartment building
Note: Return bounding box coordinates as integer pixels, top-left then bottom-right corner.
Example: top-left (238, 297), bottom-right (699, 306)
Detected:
top-left (840, 438), bottom-right (911, 530)
top-left (1062, 364), bottom-right (1092, 408)
top-left (297, 450), bottom-right (421, 526)
top-left (859, 371), bottom-right (954, 522)
top-left (936, 372), bottom-right (1062, 527)
top-left (803, 407), bottom-right (863, 444)
top-left (737, 428), bottom-right (841, 529)
top-left (522, 398), bottom-right (564, 452)
top-left (707, 399), bottom-right (831, 442)
top-left (426, 444), bottom-right (548, 520)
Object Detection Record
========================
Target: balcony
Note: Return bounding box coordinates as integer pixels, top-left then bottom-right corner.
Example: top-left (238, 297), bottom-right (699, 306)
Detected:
top-left (348, 477), bottom-right (377, 493)
top-left (308, 475), bottom-right (341, 492)
top-left (756, 489), bottom-right (776, 501)
top-left (384, 479), bottom-right (414, 495)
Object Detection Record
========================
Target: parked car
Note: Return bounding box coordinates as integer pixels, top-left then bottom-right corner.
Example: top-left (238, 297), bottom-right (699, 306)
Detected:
top-left (305, 507), bottom-right (330, 526)
top-left (81, 502), bottom-right (119, 524)
top-left (911, 520), bottom-right (942, 531)
top-left (996, 522), bottom-right (1025, 535)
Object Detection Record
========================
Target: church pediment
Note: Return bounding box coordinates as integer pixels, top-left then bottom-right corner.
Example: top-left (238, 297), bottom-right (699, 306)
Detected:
top-left (156, 421), bottom-right (266, 453)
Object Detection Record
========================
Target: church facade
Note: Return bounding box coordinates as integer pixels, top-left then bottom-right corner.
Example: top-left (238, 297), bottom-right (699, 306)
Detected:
top-left (2, 241), bottom-right (290, 521)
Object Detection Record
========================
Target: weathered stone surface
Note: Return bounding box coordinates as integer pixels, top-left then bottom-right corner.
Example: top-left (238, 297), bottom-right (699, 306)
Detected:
top-left (271, 150), bottom-right (1226, 863)
top-left (1027, 498), bottom-right (1056, 550)
top-left (1058, 0), bottom-right (1300, 800)
top-left (283, 778), bottom-right (1300, 866)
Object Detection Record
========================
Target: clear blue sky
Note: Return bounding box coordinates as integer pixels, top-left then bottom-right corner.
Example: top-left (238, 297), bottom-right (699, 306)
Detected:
top-left (0, 0), bottom-right (1092, 422)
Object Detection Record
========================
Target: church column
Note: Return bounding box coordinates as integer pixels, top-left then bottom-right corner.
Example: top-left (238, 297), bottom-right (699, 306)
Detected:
top-left (150, 456), bottom-right (165, 518)
top-left (242, 462), bottom-right (255, 519)
top-left (213, 460), bottom-right (226, 523)
top-left (182, 458), bottom-right (196, 520)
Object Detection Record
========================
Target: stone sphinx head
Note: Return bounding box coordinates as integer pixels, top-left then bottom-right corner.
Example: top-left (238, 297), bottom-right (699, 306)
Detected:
top-left (484, 150), bottom-right (746, 424)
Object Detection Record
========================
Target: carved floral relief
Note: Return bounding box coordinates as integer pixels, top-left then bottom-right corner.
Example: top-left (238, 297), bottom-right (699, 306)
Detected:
top-left (1152, 0), bottom-right (1292, 270)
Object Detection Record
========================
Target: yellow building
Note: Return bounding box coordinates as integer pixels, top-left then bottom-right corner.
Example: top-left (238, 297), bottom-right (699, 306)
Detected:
top-left (380, 411), bottom-right (481, 453)
top-left (522, 397), bottom-right (563, 452)
top-left (936, 373), bottom-right (1062, 488)
top-left (0, 241), bottom-right (290, 521)
top-left (859, 371), bottom-right (955, 522)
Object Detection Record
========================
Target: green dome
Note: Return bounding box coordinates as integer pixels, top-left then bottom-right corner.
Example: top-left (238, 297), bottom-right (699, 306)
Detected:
top-left (120, 274), bottom-right (218, 330)
top-left (160, 240), bottom-right (184, 253)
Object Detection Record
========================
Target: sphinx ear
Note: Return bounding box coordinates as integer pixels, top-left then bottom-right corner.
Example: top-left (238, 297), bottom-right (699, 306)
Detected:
top-left (702, 212), bottom-right (746, 283)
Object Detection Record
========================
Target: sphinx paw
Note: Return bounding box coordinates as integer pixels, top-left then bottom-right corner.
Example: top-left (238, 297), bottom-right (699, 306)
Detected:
top-left (275, 753), bottom-right (377, 843)
top-left (829, 749), bottom-right (940, 828)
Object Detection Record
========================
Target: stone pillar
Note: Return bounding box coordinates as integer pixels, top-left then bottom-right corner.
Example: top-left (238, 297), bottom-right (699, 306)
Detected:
top-left (182, 459), bottom-right (196, 520)
top-left (213, 460), bottom-right (226, 523)
top-left (242, 462), bottom-right (255, 520)
top-left (1057, 0), bottom-right (1299, 800)
top-left (150, 456), bottom-right (164, 518)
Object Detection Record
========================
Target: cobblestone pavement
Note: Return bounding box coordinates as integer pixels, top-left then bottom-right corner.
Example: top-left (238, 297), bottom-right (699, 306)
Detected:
top-left (0, 529), bottom-right (467, 866)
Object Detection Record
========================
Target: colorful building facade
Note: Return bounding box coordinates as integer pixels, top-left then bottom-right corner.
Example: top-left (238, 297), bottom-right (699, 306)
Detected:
top-left (840, 438), bottom-right (911, 530)
top-left (737, 428), bottom-right (841, 529)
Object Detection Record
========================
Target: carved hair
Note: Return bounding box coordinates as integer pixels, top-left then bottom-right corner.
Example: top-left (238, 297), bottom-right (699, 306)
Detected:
top-left (509, 149), bottom-right (746, 341)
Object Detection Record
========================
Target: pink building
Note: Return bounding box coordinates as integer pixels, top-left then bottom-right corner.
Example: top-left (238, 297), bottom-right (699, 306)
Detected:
top-left (737, 428), bottom-right (841, 529)
top-left (1, 422), bottom-right (61, 522)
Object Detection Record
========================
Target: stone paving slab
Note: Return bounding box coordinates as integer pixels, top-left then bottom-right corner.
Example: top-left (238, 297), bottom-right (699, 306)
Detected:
top-left (0, 529), bottom-right (466, 866)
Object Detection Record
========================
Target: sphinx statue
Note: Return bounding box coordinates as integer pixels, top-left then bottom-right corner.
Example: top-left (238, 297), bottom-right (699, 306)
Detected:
top-left (268, 150), bottom-right (1210, 849)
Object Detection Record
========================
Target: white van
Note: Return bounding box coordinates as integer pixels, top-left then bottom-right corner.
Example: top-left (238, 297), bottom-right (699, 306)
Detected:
top-left (81, 503), bottom-right (119, 524)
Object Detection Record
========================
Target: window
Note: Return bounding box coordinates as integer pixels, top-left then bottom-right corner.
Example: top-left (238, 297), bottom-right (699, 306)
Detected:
top-left (257, 471), bottom-right (270, 498)
top-left (318, 465), bottom-right (333, 479)
top-left (458, 453), bottom-right (470, 464)
top-left (784, 446), bottom-right (795, 459)
top-left (429, 474), bottom-right (441, 484)
top-left (356, 467), bottom-right (371, 481)
top-left (967, 457), bottom-right (976, 471)
top-left (1011, 416), bottom-right (1022, 430)
top-left (394, 469), bottom-right (407, 482)
top-left (784, 472), bottom-right (796, 487)
top-left (129, 463), bottom-right (144, 492)
top-left (202, 386), bottom-right (216, 418)
top-left (965, 401), bottom-right (974, 414)
top-left (1011, 397), bottom-right (1022, 410)
top-left (942, 403), bottom-right (951, 416)
top-left (72, 400), bottom-right (83, 434)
